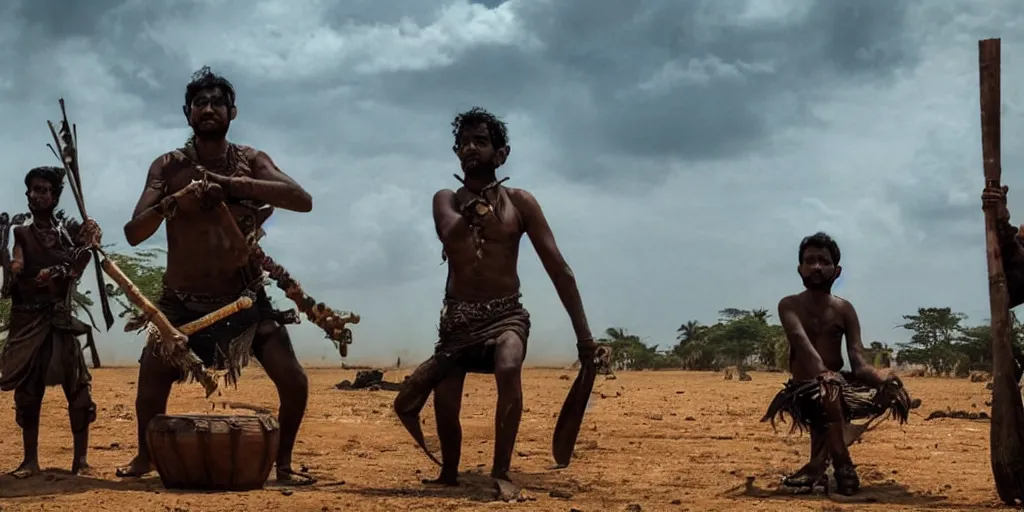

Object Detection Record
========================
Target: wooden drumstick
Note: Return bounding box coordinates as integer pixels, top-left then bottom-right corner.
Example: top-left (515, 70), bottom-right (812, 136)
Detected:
top-left (178, 295), bottom-right (254, 335)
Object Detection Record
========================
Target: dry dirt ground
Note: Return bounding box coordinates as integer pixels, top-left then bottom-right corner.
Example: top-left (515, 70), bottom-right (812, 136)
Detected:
top-left (0, 368), bottom-right (1014, 511)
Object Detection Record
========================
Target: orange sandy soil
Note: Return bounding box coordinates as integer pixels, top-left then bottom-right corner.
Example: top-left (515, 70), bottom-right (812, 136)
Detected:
top-left (0, 368), bottom-right (1013, 511)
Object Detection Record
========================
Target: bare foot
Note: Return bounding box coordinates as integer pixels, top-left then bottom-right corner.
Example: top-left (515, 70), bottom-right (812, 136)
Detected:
top-left (782, 463), bottom-right (825, 488)
top-left (276, 466), bottom-right (317, 486)
top-left (115, 455), bottom-right (152, 478)
top-left (71, 459), bottom-right (93, 476)
top-left (493, 475), bottom-right (521, 502)
top-left (11, 460), bottom-right (40, 479)
top-left (421, 471), bottom-right (459, 486)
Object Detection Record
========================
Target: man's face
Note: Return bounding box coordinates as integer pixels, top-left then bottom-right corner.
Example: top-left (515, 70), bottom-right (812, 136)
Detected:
top-left (455, 123), bottom-right (504, 175)
top-left (26, 178), bottom-right (55, 213)
top-left (798, 246), bottom-right (840, 291)
top-left (187, 87), bottom-right (232, 140)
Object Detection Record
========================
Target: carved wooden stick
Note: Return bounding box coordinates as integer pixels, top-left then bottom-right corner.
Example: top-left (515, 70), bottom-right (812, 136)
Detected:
top-left (250, 243), bottom-right (359, 357)
top-left (178, 296), bottom-right (253, 335)
top-left (99, 254), bottom-right (186, 348)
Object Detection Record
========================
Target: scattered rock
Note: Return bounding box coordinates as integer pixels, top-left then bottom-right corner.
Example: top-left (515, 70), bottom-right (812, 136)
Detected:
top-left (970, 371), bottom-right (990, 382)
top-left (684, 416), bottom-right (696, 421)
top-left (335, 370), bottom-right (404, 391)
top-left (560, 375), bottom-right (571, 380)
top-left (280, 489), bottom-right (293, 496)
top-left (925, 409), bottom-right (989, 421)
top-left (549, 489), bottom-right (573, 499)
top-left (670, 499), bottom-right (682, 505)
top-left (626, 504), bottom-right (642, 512)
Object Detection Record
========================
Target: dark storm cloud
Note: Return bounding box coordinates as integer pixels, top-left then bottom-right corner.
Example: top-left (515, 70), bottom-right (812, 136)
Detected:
top-left (358, 0), bottom-right (922, 185)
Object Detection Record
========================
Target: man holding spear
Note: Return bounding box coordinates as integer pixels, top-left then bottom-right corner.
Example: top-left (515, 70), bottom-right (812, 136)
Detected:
top-left (0, 166), bottom-right (102, 477)
top-left (114, 66), bottom-right (320, 485)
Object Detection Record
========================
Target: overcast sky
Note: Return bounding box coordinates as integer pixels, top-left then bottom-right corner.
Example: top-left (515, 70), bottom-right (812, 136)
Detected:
top-left (2, 0), bottom-right (1023, 366)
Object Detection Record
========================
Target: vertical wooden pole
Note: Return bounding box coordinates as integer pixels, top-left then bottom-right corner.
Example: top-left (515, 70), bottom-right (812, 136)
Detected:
top-left (980, 37), bottom-right (1024, 505)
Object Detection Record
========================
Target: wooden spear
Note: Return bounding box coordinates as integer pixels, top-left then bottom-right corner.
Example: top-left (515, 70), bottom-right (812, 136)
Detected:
top-left (979, 37), bottom-right (1024, 505)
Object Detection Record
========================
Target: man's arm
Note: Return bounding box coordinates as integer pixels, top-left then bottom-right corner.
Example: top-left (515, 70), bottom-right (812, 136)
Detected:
top-left (65, 220), bottom-right (94, 279)
top-left (124, 154), bottom-right (172, 247)
top-left (432, 189), bottom-right (463, 240)
top-left (513, 189), bottom-right (593, 343)
top-left (216, 150), bottom-right (312, 212)
top-left (840, 299), bottom-right (885, 387)
top-left (778, 296), bottom-right (829, 377)
top-left (10, 229), bottom-right (24, 276)
top-left (997, 221), bottom-right (1024, 308)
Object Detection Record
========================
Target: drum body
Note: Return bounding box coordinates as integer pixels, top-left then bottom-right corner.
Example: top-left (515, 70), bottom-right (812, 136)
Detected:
top-left (146, 414), bottom-right (280, 491)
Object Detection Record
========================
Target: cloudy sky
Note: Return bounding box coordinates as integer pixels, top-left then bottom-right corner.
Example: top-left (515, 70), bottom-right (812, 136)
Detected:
top-left (2, 0), bottom-right (1023, 366)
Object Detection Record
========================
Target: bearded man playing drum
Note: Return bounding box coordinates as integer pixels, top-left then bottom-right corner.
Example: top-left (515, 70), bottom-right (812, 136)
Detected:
top-left (393, 107), bottom-right (598, 501)
top-left (115, 66), bottom-right (315, 485)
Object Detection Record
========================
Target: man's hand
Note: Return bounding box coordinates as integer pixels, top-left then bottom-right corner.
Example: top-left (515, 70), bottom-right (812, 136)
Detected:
top-left (882, 373), bottom-right (903, 388)
top-left (35, 266), bottom-right (56, 286)
top-left (174, 180), bottom-right (224, 212)
top-left (576, 338), bottom-right (598, 363)
top-left (78, 218), bottom-right (102, 249)
top-left (817, 370), bottom-right (841, 383)
top-left (982, 184), bottom-right (1011, 221)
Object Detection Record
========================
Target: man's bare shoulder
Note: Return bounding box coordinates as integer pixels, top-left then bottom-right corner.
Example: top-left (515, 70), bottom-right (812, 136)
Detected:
top-left (234, 144), bottom-right (266, 162)
top-left (152, 150), bottom-right (190, 172)
top-left (829, 294), bottom-right (857, 314)
top-left (11, 225), bottom-right (27, 239)
top-left (505, 187), bottom-right (535, 202)
top-left (778, 293), bottom-right (803, 309)
top-left (433, 188), bottom-right (456, 200)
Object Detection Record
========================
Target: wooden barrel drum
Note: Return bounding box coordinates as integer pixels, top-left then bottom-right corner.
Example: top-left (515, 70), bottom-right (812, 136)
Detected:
top-left (146, 414), bottom-right (280, 491)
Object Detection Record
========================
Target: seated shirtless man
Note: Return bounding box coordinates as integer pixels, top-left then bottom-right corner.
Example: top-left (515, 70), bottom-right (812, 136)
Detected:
top-left (762, 232), bottom-right (911, 495)
top-left (393, 107), bottom-right (597, 501)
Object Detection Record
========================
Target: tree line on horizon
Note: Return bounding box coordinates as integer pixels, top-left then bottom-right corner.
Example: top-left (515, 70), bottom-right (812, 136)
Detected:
top-left (1, 246), bottom-right (1021, 379)
top-left (598, 306), bottom-right (1024, 377)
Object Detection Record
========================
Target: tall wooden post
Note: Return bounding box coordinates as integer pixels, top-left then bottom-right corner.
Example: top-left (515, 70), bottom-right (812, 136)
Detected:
top-left (980, 37), bottom-right (1024, 505)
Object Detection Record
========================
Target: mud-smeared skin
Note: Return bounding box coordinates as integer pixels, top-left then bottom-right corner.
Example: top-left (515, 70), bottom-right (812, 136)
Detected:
top-left (115, 73), bottom-right (315, 486)
top-left (394, 111), bottom-right (597, 501)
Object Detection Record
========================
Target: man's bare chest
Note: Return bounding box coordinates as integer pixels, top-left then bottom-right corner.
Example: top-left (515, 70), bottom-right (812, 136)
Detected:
top-left (443, 207), bottom-right (524, 248)
top-left (799, 309), bottom-right (845, 342)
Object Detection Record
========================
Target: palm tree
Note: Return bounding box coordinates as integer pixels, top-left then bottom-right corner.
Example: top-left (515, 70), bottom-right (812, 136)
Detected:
top-left (676, 320), bottom-right (703, 343)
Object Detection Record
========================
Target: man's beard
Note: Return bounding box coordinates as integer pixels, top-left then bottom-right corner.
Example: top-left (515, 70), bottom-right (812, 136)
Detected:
top-left (462, 159), bottom-right (497, 179)
top-left (193, 122), bottom-right (229, 141)
top-left (28, 201), bottom-right (55, 217)
top-left (801, 273), bottom-right (836, 292)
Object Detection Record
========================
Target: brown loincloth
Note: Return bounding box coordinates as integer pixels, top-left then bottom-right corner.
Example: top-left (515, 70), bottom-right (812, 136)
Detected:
top-left (0, 301), bottom-right (91, 393)
top-left (761, 371), bottom-right (912, 434)
top-left (433, 293), bottom-right (531, 374)
top-left (142, 285), bottom-right (282, 388)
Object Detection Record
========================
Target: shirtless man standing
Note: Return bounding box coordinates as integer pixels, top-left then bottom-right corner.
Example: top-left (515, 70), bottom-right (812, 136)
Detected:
top-left (1, 166), bottom-right (101, 477)
top-left (764, 232), bottom-right (910, 495)
top-left (115, 67), bottom-right (315, 484)
top-left (393, 107), bottom-right (598, 500)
